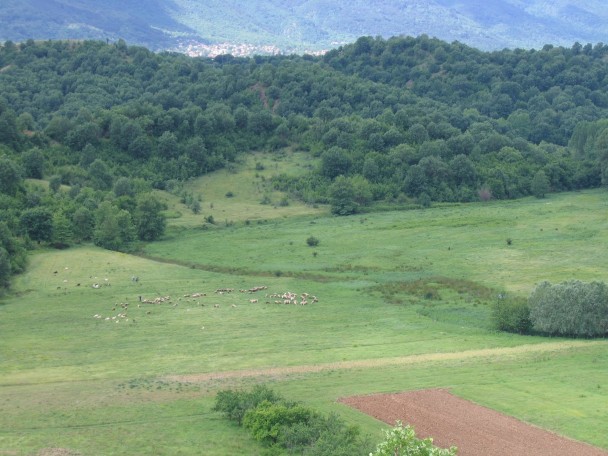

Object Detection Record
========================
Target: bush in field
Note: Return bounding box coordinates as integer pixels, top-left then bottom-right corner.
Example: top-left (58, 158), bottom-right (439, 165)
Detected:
top-left (306, 235), bottom-right (320, 247)
top-left (528, 280), bottom-right (608, 337)
top-left (492, 294), bottom-right (532, 334)
top-left (371, 421), bottom-right (457, 456)
top-left (243, 400), bottom-right (314, 445)
top-left (213, 386), bottom-right (374, 455)
top-left (212, 384), bottom-right (282, 425)
top-left (302, 413), bottom-right (374, 456)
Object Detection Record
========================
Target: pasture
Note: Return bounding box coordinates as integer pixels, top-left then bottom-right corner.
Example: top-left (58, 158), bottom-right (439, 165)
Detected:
top-left (1, 188), bottom-right (607, 455)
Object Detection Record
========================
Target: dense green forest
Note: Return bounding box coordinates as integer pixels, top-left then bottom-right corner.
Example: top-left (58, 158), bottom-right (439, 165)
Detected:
top-left (1, 35), bottom-right (608, 288)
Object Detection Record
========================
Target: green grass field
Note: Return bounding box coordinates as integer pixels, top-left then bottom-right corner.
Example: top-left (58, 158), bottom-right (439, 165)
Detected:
top-left (1, 186), bottom-right (607, 455)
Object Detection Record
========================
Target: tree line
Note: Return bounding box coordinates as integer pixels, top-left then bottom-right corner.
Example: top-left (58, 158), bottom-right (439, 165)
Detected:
top-left (1, 36), bottom-right (608, 288)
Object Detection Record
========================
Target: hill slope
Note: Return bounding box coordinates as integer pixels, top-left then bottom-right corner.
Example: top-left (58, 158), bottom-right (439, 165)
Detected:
top-left (2, 1), bottom-right (608, 54)
top-left (0, 0), bottom-right (197, 50)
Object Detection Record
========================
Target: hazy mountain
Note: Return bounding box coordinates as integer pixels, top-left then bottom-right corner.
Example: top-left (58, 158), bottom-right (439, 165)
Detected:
top-left (0, 0), bottom-right (198, 50)
top-left (2, 0), bottom-right (608, 54)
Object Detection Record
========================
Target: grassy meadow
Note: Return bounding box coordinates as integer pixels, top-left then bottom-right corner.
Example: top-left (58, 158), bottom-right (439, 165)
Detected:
top-left (1, 161), bottom-right (608, 455)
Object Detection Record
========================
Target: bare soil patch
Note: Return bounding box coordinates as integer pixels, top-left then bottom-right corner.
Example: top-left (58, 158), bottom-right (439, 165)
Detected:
top-left (339, 389), bottom-right (608, 456)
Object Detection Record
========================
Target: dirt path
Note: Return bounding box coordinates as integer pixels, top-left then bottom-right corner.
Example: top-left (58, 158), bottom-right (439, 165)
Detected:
top-left (167, 340), bottom-right (603, 383)
top-left (339, 389), bottom-right (608, 456)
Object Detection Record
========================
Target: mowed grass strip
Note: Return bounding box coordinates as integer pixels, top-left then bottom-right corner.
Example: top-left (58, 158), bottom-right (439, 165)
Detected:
top-left (166, 340), bottom-right (605, 382)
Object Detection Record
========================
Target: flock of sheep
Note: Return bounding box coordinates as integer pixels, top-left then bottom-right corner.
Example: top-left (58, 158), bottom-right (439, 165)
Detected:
top-left (51, 267), bottom-right (320, 326)
top-left (87, 278), bottom-right (318, 325)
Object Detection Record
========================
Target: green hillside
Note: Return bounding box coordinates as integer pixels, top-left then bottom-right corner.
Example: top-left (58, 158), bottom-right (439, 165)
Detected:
top-left (1, 189), bottom-right (607, 454)
top-left (1, 36), bottom-right (608, 288)
top-left (0, 35), bottom-right (608, 454)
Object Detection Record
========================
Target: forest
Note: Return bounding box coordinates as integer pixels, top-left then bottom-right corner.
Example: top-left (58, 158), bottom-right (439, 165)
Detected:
top-left (1, 35), bottom-right (608, 288)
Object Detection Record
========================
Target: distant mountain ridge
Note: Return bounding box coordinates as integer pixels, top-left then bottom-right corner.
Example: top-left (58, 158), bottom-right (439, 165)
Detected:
top-left (1, 0), bottom-right (608, 54)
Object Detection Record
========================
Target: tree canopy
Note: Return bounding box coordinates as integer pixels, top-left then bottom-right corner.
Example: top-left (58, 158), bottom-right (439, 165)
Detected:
top-left (0, 36), bottom-right (608, 287)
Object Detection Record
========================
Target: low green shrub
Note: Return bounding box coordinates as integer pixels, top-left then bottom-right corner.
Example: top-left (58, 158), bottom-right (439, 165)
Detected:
top-left (492, 294), bottom-right (532, 334)
top-left (212, 384), bottom-right (282, 425)
top-left (371, 421), bottom-right (457, 456)
top-left (213, 386), bottom-right (374, 455)
top-left (306, 235), bottom-right (320, 247)
top-left (243, 400), bottom-right (314, 445)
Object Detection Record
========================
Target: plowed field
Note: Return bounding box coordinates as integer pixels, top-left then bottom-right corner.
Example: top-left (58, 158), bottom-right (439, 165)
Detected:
top-left (339, 389), bottom-right (608, 456)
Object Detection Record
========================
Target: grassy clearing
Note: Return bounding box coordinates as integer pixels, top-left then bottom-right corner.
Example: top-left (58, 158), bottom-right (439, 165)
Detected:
top-left (1, 190), bottom-right (607, 454)
top-left (161, 150), bottom-right (327, 230)
top-left (147, 189), bottom-right (608, 294)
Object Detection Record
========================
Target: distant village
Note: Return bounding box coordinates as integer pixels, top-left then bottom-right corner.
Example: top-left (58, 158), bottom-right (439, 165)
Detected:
top-left (175, 40), bottom-right (328, 58)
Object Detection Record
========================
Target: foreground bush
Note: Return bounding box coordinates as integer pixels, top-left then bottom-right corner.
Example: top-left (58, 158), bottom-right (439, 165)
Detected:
top-left (528, 280), bottom-right (608, 337)
top-left (371, 421), bottom-right (457, 456)
top-left (213, 386), bottom-right (373, 455)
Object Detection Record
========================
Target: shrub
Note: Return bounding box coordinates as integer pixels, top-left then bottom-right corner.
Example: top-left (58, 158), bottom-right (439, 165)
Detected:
top-left (213, 386), bottom-right (373, 455)
top-left (528, 280), bottom-right (608, 337)
top-left (212, 385), bottom-right (282, 425)
top-left (190, 200), bottom-right (201, 214)
top-left (306, 235), bottom-right (320, 247)
top-left (243, 400), bottom-right (313, 445)
top-left (371, 421), bottom-right (457, 456)
top-left (304, 413), bottom-right (374, 456)
top-left (492, 294), bottom-right (532, 334)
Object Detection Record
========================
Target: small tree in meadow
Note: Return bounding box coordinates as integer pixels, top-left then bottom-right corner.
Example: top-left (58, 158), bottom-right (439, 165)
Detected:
top-left (492, 294), bottom-right (532, 334)
top-left (306, 235), bottom-right (320, 247)
top-left (531, 170), bottom-right (550, 198)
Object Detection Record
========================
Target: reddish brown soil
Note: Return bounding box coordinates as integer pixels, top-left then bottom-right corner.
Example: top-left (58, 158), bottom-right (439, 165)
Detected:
top-left (339, 389), bottom-right (608, 456)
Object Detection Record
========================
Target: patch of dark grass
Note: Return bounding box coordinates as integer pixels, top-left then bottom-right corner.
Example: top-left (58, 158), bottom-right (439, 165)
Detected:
top-left (323, 263), bottom-right (381, 274)
top-left (117, 377), bottom-right (195, 393)
top-left (369, 276), bottom-right (496, 305)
